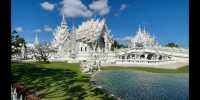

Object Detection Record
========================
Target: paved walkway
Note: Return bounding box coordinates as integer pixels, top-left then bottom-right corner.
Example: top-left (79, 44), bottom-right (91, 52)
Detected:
top-left (102, 62), bottom-right (189, 69)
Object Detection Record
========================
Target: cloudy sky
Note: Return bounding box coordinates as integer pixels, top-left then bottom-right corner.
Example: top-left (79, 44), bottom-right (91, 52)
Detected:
top-left (12, 0), bottom-right (189, 48)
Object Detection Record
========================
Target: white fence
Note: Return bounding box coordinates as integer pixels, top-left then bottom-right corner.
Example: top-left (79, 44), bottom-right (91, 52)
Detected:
top-left (11, 85), bottom-right (23, 100)
top-left (113, 59), bottom-right (176, 65)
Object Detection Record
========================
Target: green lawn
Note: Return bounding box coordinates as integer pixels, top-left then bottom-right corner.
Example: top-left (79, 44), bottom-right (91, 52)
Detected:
top-left (11, 62), bottom-right (188, 99)
top-left (101, 65), bottom-right (189, 73)
top-left (11, 62), bottom-right (115, 100)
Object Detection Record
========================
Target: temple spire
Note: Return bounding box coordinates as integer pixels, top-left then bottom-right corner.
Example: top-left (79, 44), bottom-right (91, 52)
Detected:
top-left (138, 25), bottom-right (142, 34)
top-left (34, 33), bottom-right (39, 45)
top-left (71, 24), bottom-right (76, 33)
top-left (143, 26), bottom-right (146, 33)
top-left (61, 14), bottom-right (67, 25)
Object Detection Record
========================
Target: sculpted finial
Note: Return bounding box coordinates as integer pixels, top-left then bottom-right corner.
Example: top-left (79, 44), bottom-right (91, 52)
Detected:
top-left (34, 33), bottom-right (39, 45)
top-left (138, 24), bottom-right (142, 33)
top-left (143, 26), bottom-right (146, 33)
top-left (61, 14), bottom-right (66, 25)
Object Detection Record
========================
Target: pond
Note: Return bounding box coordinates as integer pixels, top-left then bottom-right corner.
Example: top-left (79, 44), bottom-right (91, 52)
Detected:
top-left (92, 70), bottom-right (189, 100)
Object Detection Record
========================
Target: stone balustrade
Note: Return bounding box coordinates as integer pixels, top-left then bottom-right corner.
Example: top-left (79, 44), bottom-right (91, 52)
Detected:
top-left (114, 59), bottom-right (175, 65)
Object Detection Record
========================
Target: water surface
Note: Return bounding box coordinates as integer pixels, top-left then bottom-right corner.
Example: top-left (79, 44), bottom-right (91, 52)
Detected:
top-left (92, 70), bottom-right (189, 100)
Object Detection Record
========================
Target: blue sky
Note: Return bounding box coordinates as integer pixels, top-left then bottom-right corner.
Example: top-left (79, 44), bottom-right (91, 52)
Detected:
top-left (12, 0), bottom-right (189, 48)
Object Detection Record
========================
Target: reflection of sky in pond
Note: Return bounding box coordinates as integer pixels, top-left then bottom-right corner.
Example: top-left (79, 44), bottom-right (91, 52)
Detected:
top-left (92, 70), bottom-right (189, 100)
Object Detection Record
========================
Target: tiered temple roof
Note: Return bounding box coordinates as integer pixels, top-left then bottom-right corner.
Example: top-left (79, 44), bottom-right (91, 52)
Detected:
top-left (52, 15), bottom-right (70, 48)
top-left (75, 18), bottom-right (112, 43)
top-left (130, 26), bottom-right (158, 48)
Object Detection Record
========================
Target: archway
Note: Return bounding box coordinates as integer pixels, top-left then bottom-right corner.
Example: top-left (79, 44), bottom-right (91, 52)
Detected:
top-left (140, 55), bottom-right (145, 59)
top-left (127, 54), bottom-right (131, 59)
top-left (96, 35), bottom-right (105, 51)
top-left (122, 56), bottom-right (125, 59)
top-left (147, 53), bottom-right (154, 60)
top-left (159, 56), bottom-right (162, 60)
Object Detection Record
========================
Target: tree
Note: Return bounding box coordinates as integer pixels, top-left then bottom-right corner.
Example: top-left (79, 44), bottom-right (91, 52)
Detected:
top-left (11, 30), bottom-right (26, 56)
top-left (31, 42), bottom-right (56, 63)
top-left (165, 42), bottom-right (179, 48)
top-left (111, 40), bottom-right (128, 50)
top-left (111, 40), bottom-right (117, 51)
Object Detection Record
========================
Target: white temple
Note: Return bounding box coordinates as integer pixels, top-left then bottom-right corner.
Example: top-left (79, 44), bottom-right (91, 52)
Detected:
top-left (113, 26), bottom-right (189, 66)
top-left (50, 15), bottom-right (113, 63)
top-left (129, 26), bottom-right (158, 48)
top-left (51, 15), bottom-right (70, 57)
top-left (22, 15), bottom-right (189, 72)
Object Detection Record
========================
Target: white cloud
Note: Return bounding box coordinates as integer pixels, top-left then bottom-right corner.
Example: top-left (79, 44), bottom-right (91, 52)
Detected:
top-left (115, 36), bottom-right (133, 41)
top-left (120, 4), bottom-right (127, 11)
top-left (15, 27), bottom-right (23, 32)
top-left (89, 0), bottom-right (110, 16)
top-left (123, 36), bottom-right (132, 40)
top-left (60, 0), bottom-right (92, 17)
top-left (114, 4), bottom-right (128, 16)
top-left (115, 36), bottom-right (132, 47)
top-left (34, 29), bottom-right (42, 33)
top-left (41, 2), bottom-right (55, 11)
top-left (34, 25), bottom-right (53, 33)
top-left (43, 25), bottom-right (53, 32)
top-left (114, 13), bottom-right (119, 16)
top-left (115, 36), bottom-right (132, 41)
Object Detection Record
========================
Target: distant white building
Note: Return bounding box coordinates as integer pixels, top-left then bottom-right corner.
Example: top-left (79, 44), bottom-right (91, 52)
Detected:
top-left (114, 26), bottom-right (189, 65)
top-left (129, 26), bottom-right (158, 48)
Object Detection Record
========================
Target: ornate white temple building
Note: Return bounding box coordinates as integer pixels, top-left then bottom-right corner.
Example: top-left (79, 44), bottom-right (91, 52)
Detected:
top-left (50, 15), bottom-right (114, 63)
top-left (23, 15), bottom-right (189, 70)
top-left (113, 26), bottom-right (189, 66)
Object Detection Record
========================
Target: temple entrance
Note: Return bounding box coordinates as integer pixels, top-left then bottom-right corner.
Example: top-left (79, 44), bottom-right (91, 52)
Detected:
top-left (96, 33), bottom-right (106, 52)
top-left (140, 55), bottom-right (145, 59)
top-left (147, 53), bottom-right (154, 60)
top-left (159, 56), bottom-right (162, 60)
top-left (97, 36), bottom-right (105, 49)
top-left (127, 55), bottom-right (131, 59)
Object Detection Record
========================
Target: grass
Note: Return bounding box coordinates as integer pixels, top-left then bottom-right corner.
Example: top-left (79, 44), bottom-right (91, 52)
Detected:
top-left (101, 65), bottom-right (189, 73)
top-left (11, 62), bottom-right (115, 100)
top-left (11, 62), bottom-right (188, 99)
